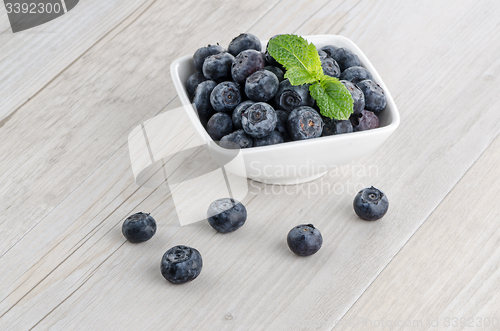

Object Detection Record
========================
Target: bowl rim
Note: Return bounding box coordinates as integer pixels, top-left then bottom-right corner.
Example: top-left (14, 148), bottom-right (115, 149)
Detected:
top-left (170, 34), bottom-right (400, 155)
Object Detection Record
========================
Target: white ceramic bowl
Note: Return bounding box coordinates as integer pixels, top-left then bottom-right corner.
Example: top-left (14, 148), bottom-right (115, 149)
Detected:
top-left (170, 35), bottom-right (400, 185)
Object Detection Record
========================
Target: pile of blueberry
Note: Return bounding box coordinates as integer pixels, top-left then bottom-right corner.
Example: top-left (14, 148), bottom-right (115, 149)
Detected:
top-left (122, 187), bottom-right (389, 284)
top-left (186, 33), bottom-right (387, 149)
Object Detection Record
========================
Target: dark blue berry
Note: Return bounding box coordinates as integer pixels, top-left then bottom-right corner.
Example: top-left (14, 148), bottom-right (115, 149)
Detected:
top-left (319, 45), bottom-right (338, 58)
top-left (231, 49), bottom-right (265, 85)
top-left (340, 66), bottom-right (373, 84)
top-left (321, 57), bottom-right (341, 78)
top-left (193, 80), bottom-right (217, 126)
top-left (318, 49), bottom-right (328, 60)
top-left (356, 80), bottom-right (386, 113)
top-left (207, 112), bottom-right (233, 141)
top-left (264, 66), bottom-right (284, 82)
top-left (275, 109), bottom-right (290, 139)
top-left (228, 33), bottom-right (261, 56)
top-left (341, 80), bottom-right (365, 115)
top-left (122, 212), bottom-right (156, 243)
top-left (287, 106), bottom-right (323, 140)
top-left (245, 70), bottom-right (279, 102)
top-left (161, 245), bottom-right (203, 284)
top-left (287, 224), bottom-right (323, 256)
top-left (241, 102), bottom-right (277, 138)
top-left (273, 79), bottom-right (314, 111)
top-left (351, 110), bottom-right (379, 131)
top-left (207, 198), bottom-right (247, 233)
top-left (232, 100), bottom-right (254, 130)
top-left (186, 72), bottom-right (207, 99)
top-left (219, 129), bottom-right (253, 149)
top-left (331, 47), bottom-right (361, 71)
top-left (321, 117), bottom-right (353, 136)
top-left (202, 52), bottom-right (235, 82)
top-left (193, 44), bottom-right (225, 72)
top-left (210, 81), bottom-right (242, 112)
top-left (253, 130), bottom-right (284, 147)
top-left (353, 186), bottom-right (389, 221)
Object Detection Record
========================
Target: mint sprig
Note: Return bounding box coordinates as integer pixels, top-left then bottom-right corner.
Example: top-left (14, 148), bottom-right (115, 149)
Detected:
top-left (267, 34), bottom-right (353, 120)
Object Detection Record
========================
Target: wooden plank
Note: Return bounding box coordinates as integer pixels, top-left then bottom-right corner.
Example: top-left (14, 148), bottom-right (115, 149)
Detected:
top-left (338, 133), bottom-right (500, 331)
top-left (0, 0), bottom-right (500, 330)
top-left (0, 0), bottom-right (154, 122)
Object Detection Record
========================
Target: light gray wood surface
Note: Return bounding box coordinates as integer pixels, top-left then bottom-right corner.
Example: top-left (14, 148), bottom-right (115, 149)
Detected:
top-left (1, 0), bottom-right (500, 330)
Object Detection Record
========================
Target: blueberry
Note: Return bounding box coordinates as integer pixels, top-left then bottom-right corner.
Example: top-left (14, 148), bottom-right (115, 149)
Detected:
top-left (321, 117), bottom-right (353, 136)
top-left (341, 80), bottom-right (365, 115)
top-left (318, 49), bottom-right (328, 60)
top-left (245, 70), bottom-right (279, 102)
top-left (340, 66), bottom-right (373, 84)
top-left (207, 198), bottom-right (247, 233)
top-left (287, 106), bottom-right (323, 140)
top-left (321, 57), bottom-right (341, 78)
top-left (219, 129), bottom-right (253, 149)
top-left (186, 72), bottom-right (207, 99)
top-left (264, 66), bottom-right (284, 82)
top-left (330, 47), bottom-right (361, 71)
top-left (202, 52), bottom-right (235, 82)
top-left (253, 130), bottom-right (284, 147)
top-left (210, 81), bottom-right (242, 113)
top-left (231, 49), bottom-right (265, 85)
top-left (350, 109), bottom-right (379, 131)
top-left (232, 100), bottom-right (254, 130)
top-left (356, 80), bottom-right (386, 113)
top-left (193, 80), bottom-right (217, 126)
top-left (273, 79), bottom-right (314, 111)
top-left (287, 224), bottom-right (323, 256)
top-left (122, 212), bottom-right (156, 243)
top-left (353, 186), bottom-right (389, 221)
top-left (207, 112), bottom-right (233, 141)
top-left (161, 245), bottom-right (203, 284)
top-left (193, 44), bottom-right (225, 72)
top-left (319, 45), bottom-right (338, 58)
top-left (228, 33), bottom-right (262, 56)
top-left (275, 109), bottom-right (290, 139)
top-left (241, 102), bottom-right (277, 138)
top-left (264, 35), bottom-right (285, 70)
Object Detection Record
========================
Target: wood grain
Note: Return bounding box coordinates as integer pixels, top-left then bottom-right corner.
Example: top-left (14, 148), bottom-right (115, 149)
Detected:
top-left (338, 134), bottom-right (500, 331)
top-left (0, 0), bottom-right (500, 330)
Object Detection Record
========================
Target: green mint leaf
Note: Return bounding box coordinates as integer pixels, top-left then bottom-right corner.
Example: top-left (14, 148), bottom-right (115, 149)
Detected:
top-left (267, 34), bottom-right (323, 85)
top-left (309, 75), bottom-right (354, 120)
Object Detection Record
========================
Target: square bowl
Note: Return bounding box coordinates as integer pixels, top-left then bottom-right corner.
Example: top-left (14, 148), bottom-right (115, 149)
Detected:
top-left (170, 35), bottom-right (400, 185)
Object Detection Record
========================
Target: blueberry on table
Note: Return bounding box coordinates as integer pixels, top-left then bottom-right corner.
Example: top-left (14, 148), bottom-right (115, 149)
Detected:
top-left (264, 66), bottom-right (284, 82)
top-left (341, 80), bottom-right (365, 115)
top-left (231, 49), bottom-right (266, 85)
top-left (228, 33), bottom-right (262, 56)
top-left (219, 129), bottom-right (253, 149)
top-left (161, 245), bottom-right (203, 284)
top-left (241, 102), bottom-right (277, 138)
top-left (321, 57), bottom-right (340, 78)
top-left (353, 186), bottom-right (389, 221)
top-left (203, 52), bottom-right (235, 82)
top-left (210, 81), bottom-right (242, 112)
top-left (207, 112), bottom-right (233, 141)
top-left (193, 80), bottom-right (217, 126)
top-left (186, 71), bottom-right (207, 99)
top-left (340, 66), bottom-right (373, 84)
top-left (232, 100), bottom-right (254, 130)
top-left (351, 109), bottom-right (379, 131)
top-left (193, 44), bottom-right (225, 72)
top-left (356, 79), bottom-right (387, 113)
top-left (253, 130), bottom-right (284, 147)
top-left (287, 106), bottom-right (323, 140)
top-left (330, 47), bottom-right (361, 71)
top-left (122, 212), bottom-right (156, 243)
top-left (319, 45), bottom-right (338, 58)
top-left (321, 117), bottom-right (353, 136)
top-left (207, 198), bottom-right (247, 233)
top-left (287, 224), bottom-right (323, 256)
top-left (245, 70), bottom-right (279, 102)
top-left (273, 79), bottom-right (314, 111)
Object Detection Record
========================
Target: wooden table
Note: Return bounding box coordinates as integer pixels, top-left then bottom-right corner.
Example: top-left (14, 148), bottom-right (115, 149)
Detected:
top-left (1, 1), bottom-right (499, 330)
